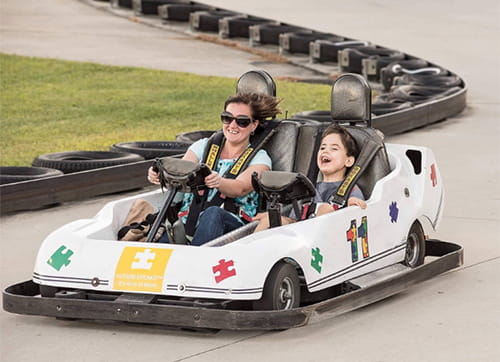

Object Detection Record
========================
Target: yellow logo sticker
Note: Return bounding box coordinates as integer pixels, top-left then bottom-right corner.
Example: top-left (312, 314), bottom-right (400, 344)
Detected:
top-left (113, 247), bottom-right (173, 292)
top-left (337, 166), bottom-right (361, 196)
top-left (230, 147), bottom-right (253, 175)
top-left (205, 144), bottom-right (220, 170)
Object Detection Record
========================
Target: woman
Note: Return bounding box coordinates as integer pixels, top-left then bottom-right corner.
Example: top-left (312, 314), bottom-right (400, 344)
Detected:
top-left (148, 93), bottom-right (281, 245)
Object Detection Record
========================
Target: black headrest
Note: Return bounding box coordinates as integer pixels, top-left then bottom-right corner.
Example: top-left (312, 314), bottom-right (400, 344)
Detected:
top-left (331, 73), bottom-right (371, 126)
top-left (236, 70), bottom-right (276, 96)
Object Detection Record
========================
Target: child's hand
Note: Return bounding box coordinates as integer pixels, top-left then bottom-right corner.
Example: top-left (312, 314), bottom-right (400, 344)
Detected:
top-left (348, 197), bottom-right (367, 209)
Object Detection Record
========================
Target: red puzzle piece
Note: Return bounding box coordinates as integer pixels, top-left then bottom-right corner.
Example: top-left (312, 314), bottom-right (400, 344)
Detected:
top-left (212, 259), bottom-right (236, 283)
top-left (430, 164), bottom-right (437, 187)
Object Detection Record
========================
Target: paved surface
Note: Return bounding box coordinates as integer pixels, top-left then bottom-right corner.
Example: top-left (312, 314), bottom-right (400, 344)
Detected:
top-left (1, 0), bottom-right (499, 361)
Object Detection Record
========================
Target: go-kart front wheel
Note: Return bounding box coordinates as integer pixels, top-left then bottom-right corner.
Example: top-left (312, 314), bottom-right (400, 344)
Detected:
top-left (404, 221), bottom-right (426, 268)
top-left (253, 262), bottom-right (300, 311)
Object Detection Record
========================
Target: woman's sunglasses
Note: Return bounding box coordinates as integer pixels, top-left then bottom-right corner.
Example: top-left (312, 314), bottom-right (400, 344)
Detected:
top-left (220, 111), bottom-right (253, 128)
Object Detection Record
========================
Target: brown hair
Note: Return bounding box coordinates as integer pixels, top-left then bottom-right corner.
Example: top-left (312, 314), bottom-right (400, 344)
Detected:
top-left (224, 93), bottom-right (282, 124)
top-left (321, 124), bottom-right (359, 158)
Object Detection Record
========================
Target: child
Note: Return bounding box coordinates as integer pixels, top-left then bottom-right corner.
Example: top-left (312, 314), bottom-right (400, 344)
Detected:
top-left (253, 124), bottom-right (366, 232)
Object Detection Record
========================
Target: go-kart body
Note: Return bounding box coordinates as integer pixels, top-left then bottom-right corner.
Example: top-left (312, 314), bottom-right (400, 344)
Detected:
top-left (33, 142), bottom-right (443, 301)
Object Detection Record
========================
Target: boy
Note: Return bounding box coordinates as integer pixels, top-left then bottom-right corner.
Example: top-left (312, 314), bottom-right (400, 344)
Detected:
top-left (253, 124), bottom-right (366, 232)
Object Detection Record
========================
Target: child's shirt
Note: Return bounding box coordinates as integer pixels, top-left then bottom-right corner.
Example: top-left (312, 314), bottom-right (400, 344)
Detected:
top-left (314, 181), bottom-right (364, 204)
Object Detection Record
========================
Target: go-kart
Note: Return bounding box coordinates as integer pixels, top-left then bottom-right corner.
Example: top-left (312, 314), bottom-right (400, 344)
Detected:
top-left (3, 72), bottom-right (462, 331)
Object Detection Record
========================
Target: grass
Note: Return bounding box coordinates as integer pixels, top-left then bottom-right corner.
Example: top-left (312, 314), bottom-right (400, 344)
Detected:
top-left (0, 53), bottom-right (331, 166)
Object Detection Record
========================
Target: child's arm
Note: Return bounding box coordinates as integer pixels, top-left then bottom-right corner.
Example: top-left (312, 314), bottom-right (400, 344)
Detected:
top-left (347, 197), bottom-right (367, 209)
top-left (316, 197), bottom-right (367, 217)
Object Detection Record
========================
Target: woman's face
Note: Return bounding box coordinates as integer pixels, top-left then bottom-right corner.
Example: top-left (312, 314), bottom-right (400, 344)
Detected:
top-left (317, 133), bottom-right (355, 181)
top-left (222, 102), bottom-right (258, 145)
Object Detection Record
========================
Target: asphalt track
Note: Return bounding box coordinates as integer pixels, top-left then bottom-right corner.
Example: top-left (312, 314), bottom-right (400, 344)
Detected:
top-left (1, 0), bottom-right (499, 361)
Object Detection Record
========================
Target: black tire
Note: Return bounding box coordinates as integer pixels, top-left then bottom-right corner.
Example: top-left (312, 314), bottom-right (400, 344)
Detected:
top-left (32, 151), bottom-right (144, 173)
top-left (291, 110), bottom-right (331, 122)
top-left (393, 74), bottom-right (462, 88)
top-left (251, 24), bottom-right (304, 45)
top-left (371, 100), bottom-right (413, 115)
top-left (190, 10), bottom-right (237, 32)
top-left (220, 16), bottom-right (270, 38)
top-left (339, 46), bottom-right (405, 74)
top-left (404, 221), bottom-right (426, 268)
top-left (280, 31), bottom-right (340, 54)
top-left (253, 262), bottom-right (300, 311)
top-left (390, 85), bottom-right (462, 104)
top-left (380, 59), bottom-right (430, 91)
top-left (159, 3), bottom-right (211, 21)
top-left (0, 166), bottom-right (63, 185)
top-left (175, 130), bottom-right (215, 143)
top-left (110, 141), bottom-right (190, 159)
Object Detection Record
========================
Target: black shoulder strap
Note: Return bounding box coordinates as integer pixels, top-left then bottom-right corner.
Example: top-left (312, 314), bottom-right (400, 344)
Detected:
top-left (202, 131), bottom-right (225, 171)
top-left (329, 138), bottom-right (382, 207)
top-left (185, 121), bottom-right (280, 237)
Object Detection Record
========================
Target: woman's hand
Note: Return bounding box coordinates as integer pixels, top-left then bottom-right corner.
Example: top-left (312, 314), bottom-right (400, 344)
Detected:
top-left (147, 166), bottom-right (160, 185)
top-left (205, 171), bottom-right (222, 189)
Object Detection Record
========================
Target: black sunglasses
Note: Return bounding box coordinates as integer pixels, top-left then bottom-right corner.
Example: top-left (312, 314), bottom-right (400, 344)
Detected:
top-left (220, 111), bottom-right (253, 128)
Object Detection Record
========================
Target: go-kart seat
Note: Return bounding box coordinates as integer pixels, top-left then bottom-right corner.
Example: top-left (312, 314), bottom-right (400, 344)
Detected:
top-left (330, 73), bottom-right (391, 200)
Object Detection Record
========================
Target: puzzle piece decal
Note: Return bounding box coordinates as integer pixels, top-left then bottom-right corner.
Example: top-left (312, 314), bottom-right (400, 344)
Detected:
top-left (430, 163), bottom-right (437, 187)
top-left (131, 249), bottom-right (156, 270)
top-left (311, 247), bottom-right (323, 273)
top-left (359, 216), bottom-right (369, 258)
top-left (47, 245), bottom-right (74, 271)
top-left (346, 219), bottom-right (358, 262)
top-left (114, 247), bottom-right (172, 292)
top-left (390, 201), bottom-right (399, 223)
top-left (212, 259), bottom-right (236, 283)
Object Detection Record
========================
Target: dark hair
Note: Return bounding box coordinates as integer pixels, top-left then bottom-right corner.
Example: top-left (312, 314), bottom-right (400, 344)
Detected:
top-left (224, 93), bottom-right (282, 124)
top-left (321, 124), bottom-right (359, 158)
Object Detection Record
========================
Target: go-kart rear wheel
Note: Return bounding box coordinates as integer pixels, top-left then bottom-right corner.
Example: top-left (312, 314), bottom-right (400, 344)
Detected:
top-left (404, 221), bottom-right (426, 268)
top-left (253, 262), bottom-right (300, 311)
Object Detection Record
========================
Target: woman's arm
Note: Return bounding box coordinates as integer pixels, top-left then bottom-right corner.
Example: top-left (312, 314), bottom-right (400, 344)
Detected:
top-left (204, 163), bottom-right (269, 198)
top-left (147, 149), bottom-right (199, 185)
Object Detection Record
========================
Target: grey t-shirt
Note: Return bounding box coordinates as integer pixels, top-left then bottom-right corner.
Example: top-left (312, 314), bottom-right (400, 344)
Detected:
top-left (314, 181), bottom-right (364, 203)
top-left (289, 181), bottom-right (365, 219)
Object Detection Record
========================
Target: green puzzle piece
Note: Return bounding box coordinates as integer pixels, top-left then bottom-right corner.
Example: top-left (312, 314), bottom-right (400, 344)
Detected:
top-left (311, 247), bottom-right (323, 273)
top-left (47, 245), bottom-right (74, 271)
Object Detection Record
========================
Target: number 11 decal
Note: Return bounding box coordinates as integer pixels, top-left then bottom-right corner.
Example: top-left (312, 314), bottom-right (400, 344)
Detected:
top-left (346, 216), bottom-right (369, 262)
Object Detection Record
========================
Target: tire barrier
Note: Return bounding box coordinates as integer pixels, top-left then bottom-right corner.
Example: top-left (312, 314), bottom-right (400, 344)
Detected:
top-left (280, 32), bottom-right (343, 55)
top-left (158, 3), bottom-right (212, 21)
top-left (338, 46), bottom-right (406, 76)
top-left (1, 0), bottom-right (467, 214)
top-left (132, 0), bottom-right (186, 16)
top-left (190, 10), bottom-right (238, 32)
top-left (109, 141), bottom-right (190, 159)
top-left (32, 151), bottom-right (144, 173)
top-left (310, 40), bottom-right (370, 63)
top-left (0, 166), bottom-right (64, 185)
top-left (219, 15), bottom-right (271, 39)
top-left (249, 24), bottom-right (307, 46)
top-left (111, 0), bottom-right (132, 8)
top-left (175, 130), bottom-right (216, 143)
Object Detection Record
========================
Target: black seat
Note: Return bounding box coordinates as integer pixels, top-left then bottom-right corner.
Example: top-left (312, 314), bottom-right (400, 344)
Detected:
top-left (330, 73), bottom-right (391, 199)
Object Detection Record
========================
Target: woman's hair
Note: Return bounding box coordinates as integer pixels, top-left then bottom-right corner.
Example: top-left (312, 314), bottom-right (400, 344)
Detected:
top-left (321, 124), bottom-right (359, 158)
top-left (224, 93), bottom-right (282, 123)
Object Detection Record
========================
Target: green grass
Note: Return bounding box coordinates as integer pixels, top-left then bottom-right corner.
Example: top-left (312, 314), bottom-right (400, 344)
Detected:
top-left (0, 53), bottom-right (331, 166)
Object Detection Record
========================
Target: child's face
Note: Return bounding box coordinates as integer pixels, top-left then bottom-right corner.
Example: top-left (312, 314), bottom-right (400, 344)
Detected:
top-left (317, 133), bottom-right (355, 181)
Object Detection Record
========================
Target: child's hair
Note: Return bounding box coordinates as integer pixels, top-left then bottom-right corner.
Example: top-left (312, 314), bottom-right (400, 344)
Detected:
top-left (224, 93), bottom-right (282, 123)
top-left (321, 124), bottom-right (359, 158)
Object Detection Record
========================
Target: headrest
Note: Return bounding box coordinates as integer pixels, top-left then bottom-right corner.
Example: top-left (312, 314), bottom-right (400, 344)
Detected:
top-left (236, 70), bottom-right (276, 96)
top-left (331, 73), bottom-right (371, 126)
